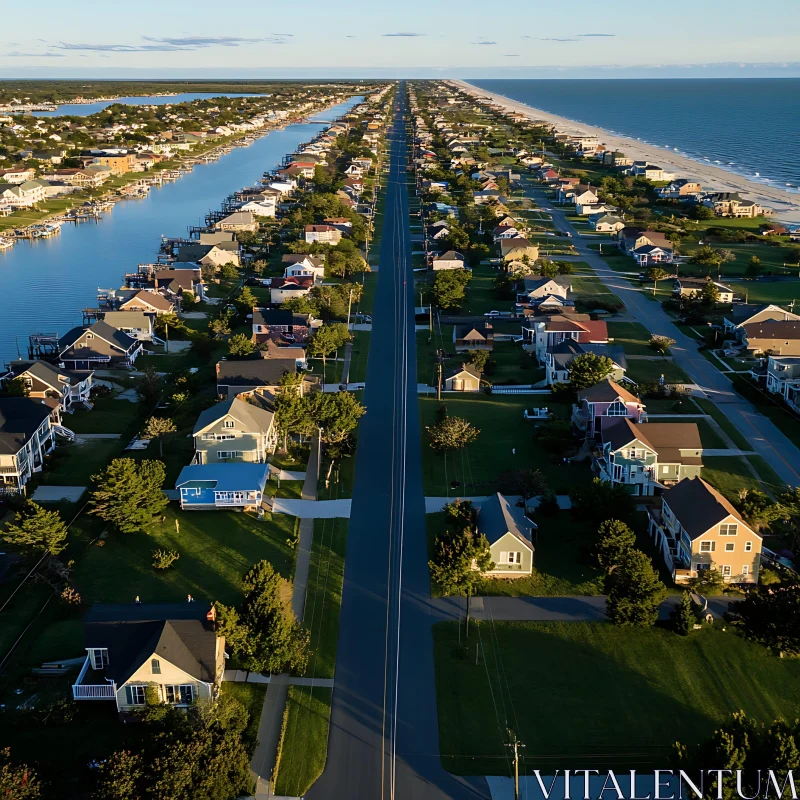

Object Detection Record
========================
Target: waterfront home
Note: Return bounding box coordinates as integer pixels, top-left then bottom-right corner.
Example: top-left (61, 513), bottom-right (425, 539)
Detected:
top-left (252, 308), bottom-right (315, 344)
top-left (154, 268), bottom-right (205, 300)
top-left (193, 396), bottom-right (277, 464)
top-left (741, 321), bottom-right (800, 356)
top-left (571, 378), bottom-right (646, 438)
top-left (596, 418), bottom-right (703, 496)
top-left (0, 397), bottom-right (57, 495)
top-left (304, 224), bottom-right (342, 244)
top-left (0, 166), bottom-right (36, 184)
top-left (40, 168), bottom-right (105, 188)
top-left (5, 360), bottom-right (93, 412)
top-left (701, 192), bottom-right (770, 218)
top-left (92, 153), bottom-right (137, 175)
top-left (544, 340), bottom-right (627, 386)
top-left (282, 254), bottom-right (326, 281)
top-left (213, 211), bottom-right (258, 233)
top-left (629, 162), bottom-right (670, 181)
top-left (176, 243), bottom-right (240, 269)
top-left (0, 180), bottom-right (47, 208)
top-left (476, 493), bottom-right (536, 579)
top-left (453, 323), bottom-right (494, 353)
top-left (175, 462), bottom-right (269, 511)
top-left (72, 603), bottom-right (224, 710)
top-left (723, 303), bottom-right (800, 339)
top-left (444, 364), bottom-right (482, 392)
top-left (118, 290), bottom-right (175, 316)
top-left (589, 214), bottom-right (626, 233)
top-left (268, 276), bottom-right (314, 304)
top-left (239, 200), bottom-right (276, 218)
top-left (58, 321), bottom-right (143, 371)
top-left (674, 277), bottom-right (734, 304)
top-left (432, 250), bottom-right (466, 270)
top-left (657, 179), bottom-right (702, 200)
top-left (523, 314), bottom-right (608, 360)
top-left (102, 312), bottom-right (156, 342)
top-left (648, 477), bottom-right (761, 584)
top-left (216, 358), bottom-right (299, 400)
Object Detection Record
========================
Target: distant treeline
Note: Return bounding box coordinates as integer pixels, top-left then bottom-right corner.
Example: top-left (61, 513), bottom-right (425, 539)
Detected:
top-left (0, 80), bottom-right (376, 105)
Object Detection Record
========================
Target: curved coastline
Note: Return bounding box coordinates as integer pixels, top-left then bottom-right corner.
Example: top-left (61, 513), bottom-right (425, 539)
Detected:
top-left (453, 78), bottom-right (800, 225)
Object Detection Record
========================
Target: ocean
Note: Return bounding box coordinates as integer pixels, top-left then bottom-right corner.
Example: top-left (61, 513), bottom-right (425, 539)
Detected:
top-left (468, 78), bottom-right (800, 191)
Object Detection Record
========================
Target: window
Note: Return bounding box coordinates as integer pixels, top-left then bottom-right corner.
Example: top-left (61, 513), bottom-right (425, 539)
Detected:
top-left (699, 541), bottom-right (715, 553)
top-left (223, 420), bottom-right (235, 429)
top-left (165, 685), bottom-right (195, 705)
top-left (661, 465), bottom-right (669, 474)
top-left (607, 401), bottom-right (627, 416)
top-left (125, 685), bottom-right (146, 706)
top-left (216, 434), bottom-right (235, 441)
top-left (725, 542), bottom-right (735, 552)
top-left (745, 541), bottom-right (753, 552)
top-left (719, 524), bottom-right (738, 536)
top-left (151, 658), bottom-right (161, 675)
top-left (507, 552), bottom-right (522, 564)
top-left (202, 433), bottom-right (215, 440)
top-left (742, 565), bottom-right (750, 575)
top-left (722, 565), bottom-right (732, 577)
top-left (217, 451), bottom-right (243, 460)
top-left (89, 648), bottom-right (109, 670)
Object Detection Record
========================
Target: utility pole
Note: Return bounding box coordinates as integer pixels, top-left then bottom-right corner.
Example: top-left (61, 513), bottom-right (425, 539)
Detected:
top-left (436, 349), bottom-right (443, 401)
top-left (346, 286), bottom-right (354, 332)
top-left (506, 730), bottom-right (526, 800)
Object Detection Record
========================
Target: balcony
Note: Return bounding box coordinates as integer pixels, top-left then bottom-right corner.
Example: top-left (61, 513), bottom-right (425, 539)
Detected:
top-left (71, 656), bottom-right (116, 700)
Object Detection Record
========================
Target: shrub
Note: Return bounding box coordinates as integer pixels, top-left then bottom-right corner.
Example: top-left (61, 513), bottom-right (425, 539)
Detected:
top-left (152, 549), bottom-right (180, 570)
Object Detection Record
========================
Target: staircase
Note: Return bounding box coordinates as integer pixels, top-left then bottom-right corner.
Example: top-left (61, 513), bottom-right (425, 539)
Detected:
top-left (53, 425), bottom-right (76, 442)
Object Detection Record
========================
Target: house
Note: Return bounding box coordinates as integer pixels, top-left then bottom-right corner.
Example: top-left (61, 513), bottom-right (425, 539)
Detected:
top-left (617, 228), bottom-right (671, 255)
top-left (517, 276), bottom-right (571, 306)
top-left (71, 602), bottom-right (224, 710)
top-left (193, 396), bottom-right (277, 464)
top-left (175, 462), bottom-right (269, 510)
top-left (427, 224), bottom-right (451, 242)
top-left (570, 187), bottom-right (599, 208)
top-left (492, 226), bottom-right (520, 241)
top-left (118, 290), bottom-right (175, 316)
top-left (701, 192), bottom-right (768, 218)
top-left (92, 152), bottom-right (137, 175)
top-left (214, 211), bottom-right (258, 233)
top-left (444, 364), bottom-right (482, 392)
top-left (239, 200), bottom-right (276, 217)
top-left (5, 361), bottom-right (93, 413)
top-left (154, 269), bottom-right (204, 299)
top-left (432, 250), bottom-right (466, 270)
top-left (523, 314), bottom-right (608, 360)
top-left (58, 321), bottom-right (142, 371)
top-left (633, 244), bottom-right (674, 267)
top-left (304, 224), bottom-right (342, 244)
top-left (269, 276), bottom-right (314, 304)
top-left (577, 202), bottom-right (618, 217)
top-left (453, 323), bottom-right (494, 352)
top-left (544, 340), bottom-right (626, 386)
top-left (571, 378), bottom-right (646, 437)
top-left (282, 254), bottom-right (325, 281)
top-left (500, 237), bottom-right (539, 263)
top-left (216, 358), bottom-right (298, 400)
top-left (763, 356), bottom-right (800, 410)
top-left (0, 166), bottom-right (36, 184)
top-left (0, 398), bottom-right (57, 495)
top-left (596, 418), bottom-right (703, 496)
top-left (723, 304), bottom-right (800, 339)
top-left (589, 214), bottom-right (626, 233)
top-left (102, 312), bottom-right (156, 342)
top-left (741, 321), bottom-right (800, 356)
top-left (0, 180), bottom-right (47, 208)
top-left (674, 278), bottom-right (734, 304)
top-left (476, 493), bottom-right (536, 578)
top-left (176, 244), bottom-right (240, 269)
top-left (648, 477), bottom-right (761, 584)
top-left (657, 179), bottom-right (702, 200)
top-left (256, 340), bottom-right (308, 370)
top-left (252, 308), bottom-right (314, 344)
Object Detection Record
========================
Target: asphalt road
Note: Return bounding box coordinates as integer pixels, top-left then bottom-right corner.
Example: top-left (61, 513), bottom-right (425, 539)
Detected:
top-left (529, 184), bottom-right (800, 486)
top-left (308, 85), bottom-right (489, 800)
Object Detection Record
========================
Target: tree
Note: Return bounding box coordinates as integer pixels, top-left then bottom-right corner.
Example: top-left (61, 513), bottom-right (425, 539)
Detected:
top-left (431, 268), bottom-right (471, 311)
top-left (649, 335), bottom-right (675, 354)
top-left (466, 349), bottom-right (490, 373)
top-left (2, 501), bottom-right (68, 556)
top-left (570, 478), bottom-right (635, 526)
top-left (219, 262), bottom-right (239, 279)
top-left (786, 245), bottom-right (800, 266)
top-left (90, 459), bottom-right (169, 534)
top-left (136, 365), bottom-right (162, 404)
top-left (671, 592), bottom-right (697, 636)
top-left (181, 291), bottom-right (196, 308)
top-left (569, 352), bottom-right (615, 389)
top-left (606, 549), bottom-right (667, 627)
top-left (699, 278), bottom-right (720, 306)
top-left (234, 285), bottom-right (257, 317)
top-left (746, 255), bottom-right (763, 278)
top-left (429, 500), bottom-right (493, 597)
top-left (306, 390), bottom-right (366, 444)
top-left (2, 376), bottom-right (29, 397)
top-left (307, 323), bottom-right (351, 384)
top-left (216, 560), bottom-right (310, 675)
top-left (689, 204), bottom-right (714, 220)
top-left (208, 314), bottom-right (232, 339)
top-left (497, 468), bottom-right (548, 502)
top-left (0, 748), bottom-right (42, 799)
top-left (729, 581), bottom-right (800, 656)
top-left (594, 519), bottom-right (636, 573)
top-left (227, 333), bottom-right (255, 358)
top-left (426, 416), bottom-right (479, 452)
top-left (646, 266), bottom-right (669, 294)
top-left (142, 417), bottom-right (176, 458)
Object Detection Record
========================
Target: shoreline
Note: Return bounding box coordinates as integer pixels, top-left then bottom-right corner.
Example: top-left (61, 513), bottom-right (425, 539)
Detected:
top-left (452, 79), bottom-right (800, 225)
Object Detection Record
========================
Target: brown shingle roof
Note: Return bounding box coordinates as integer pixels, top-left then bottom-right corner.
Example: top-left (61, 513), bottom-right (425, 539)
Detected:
top-left (743, 321), bottom-right (800, 341)
top-left (578, 378), bottom-right (641, 405)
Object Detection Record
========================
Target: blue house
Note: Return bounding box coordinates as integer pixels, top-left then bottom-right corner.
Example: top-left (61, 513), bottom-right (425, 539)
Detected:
top-left (175, 463), bottom-right (269, 511)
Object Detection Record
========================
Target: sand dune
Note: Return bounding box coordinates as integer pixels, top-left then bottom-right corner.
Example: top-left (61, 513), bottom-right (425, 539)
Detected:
top-left (453, 79), bottom-right (800, 225)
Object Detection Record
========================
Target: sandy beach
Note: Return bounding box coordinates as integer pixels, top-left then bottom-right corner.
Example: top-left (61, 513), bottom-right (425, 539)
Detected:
top-left (453, 79), bottom-right (800, 225)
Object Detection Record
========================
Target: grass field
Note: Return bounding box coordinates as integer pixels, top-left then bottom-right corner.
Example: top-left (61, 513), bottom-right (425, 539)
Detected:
top-left (433, 621), bottom-right (800, 774)
top-left (626, 359), bottom-right (690, 385)
top-left (274, 686), bottom-right (332, 797)
top-left (692, 397), bottom-right (752, 450)
top-left (72, 506), bottom-right (298, 606)
top-left (419, 394), bottom-right (589, 497)
top-left (702, 456), bottom-right (763, 501)
top-left (607, 321), bottom-right (654, 356)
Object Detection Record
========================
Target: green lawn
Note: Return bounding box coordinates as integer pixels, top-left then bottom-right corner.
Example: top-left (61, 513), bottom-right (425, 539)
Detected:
top-left (73, 506), bottom-right (298, 606)
top-left (571, 275), bottom-right (624, 312)
top-left (463, 264), bottom-right (510, 316)
top-left (39, 439), bottom-right (124, 486)
top-left (428, 511), bottom-right (603, 597)
top-left (303, 519), bottom-right (347, 679)
top-left (419, 394), bottom-right (589, 496)
top-left (702, 456), bottom-right (762, 502)
top-left (433, 621), bottom-right (800, 774)
top-left (274, 686), bottom-right (332, 797)
top-left (693, 397), bottom-right (752, 450)
top-left (746, 455), bottom-right (787, 494)
top-left (626, 359), bottom-right (690, 385)
top-left (67, 392), bottom-right (143, 435)
top-left (347, 331), bottom-right (371, 383)
top-left (607, 321), bottom-right (654, 356)
top-left (221, 682), bottom-right (267, 754)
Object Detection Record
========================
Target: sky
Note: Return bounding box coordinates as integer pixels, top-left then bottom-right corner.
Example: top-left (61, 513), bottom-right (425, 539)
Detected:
top-left (2, 0), bottom-right (800, 78)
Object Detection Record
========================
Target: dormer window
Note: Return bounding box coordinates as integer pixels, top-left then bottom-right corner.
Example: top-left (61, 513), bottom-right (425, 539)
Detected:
top-left (151, 658), bottom-right (161, 674)
top-left (89, 648), bottom-right (109, 670)
top-left (223, 420), bottom-right (235, 429)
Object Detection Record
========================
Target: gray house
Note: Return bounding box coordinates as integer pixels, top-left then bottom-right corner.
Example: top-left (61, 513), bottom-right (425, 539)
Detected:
top-left (215, 358), bottom-right (298, 400)
top-left (477, 493), bottom-right (536, 578)
top-left (544, 340), bottom-right (627, 386)
top-left (0, 397), bottom-right (57, 495)
top-left (193, 396), bottom-right (277, 465)
top-left (58, 321), bottom-right (142, 371)
top-left (6, 360), bottom-right (93, 412)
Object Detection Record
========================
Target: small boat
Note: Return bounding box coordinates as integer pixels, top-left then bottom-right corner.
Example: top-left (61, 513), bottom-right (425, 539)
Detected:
top-left (0, 237), bottom-right (13, 250)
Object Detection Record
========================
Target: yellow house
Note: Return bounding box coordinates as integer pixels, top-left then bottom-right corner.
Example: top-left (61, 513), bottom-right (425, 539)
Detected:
top-left (648, 477), bottom-right (762, 584)
top-left (72, 603), bottom-right (225, 711)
